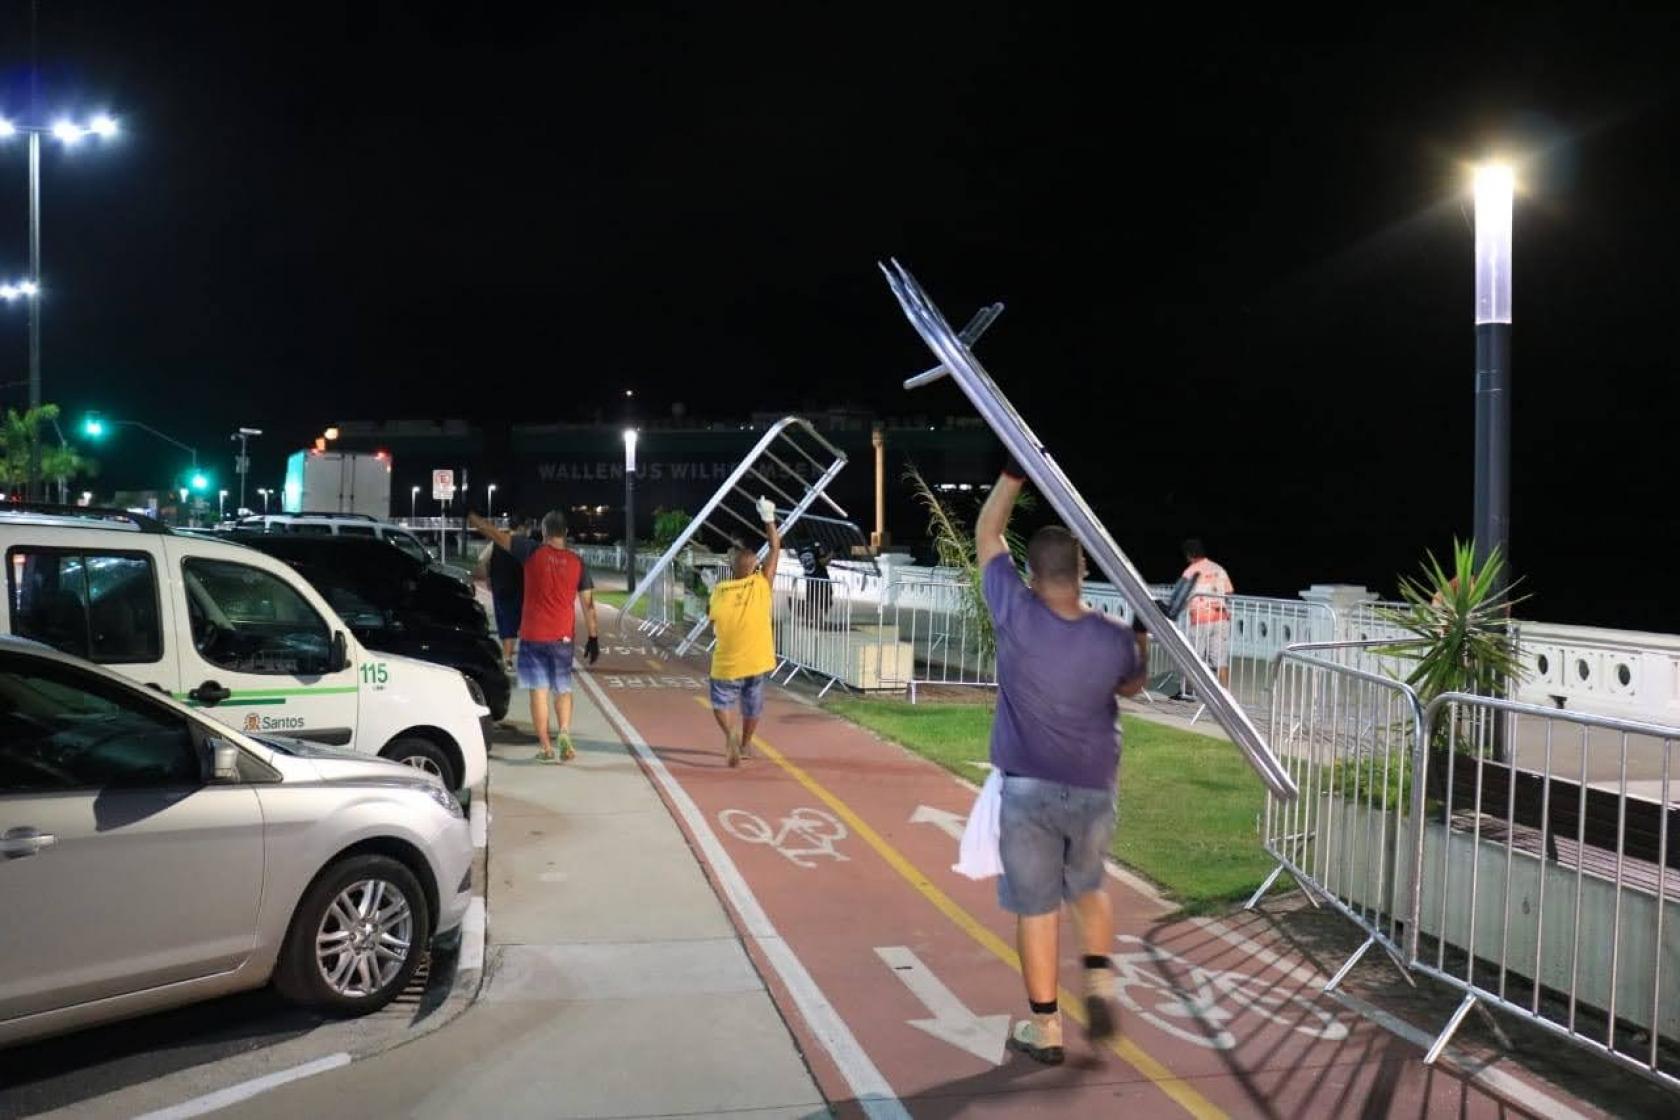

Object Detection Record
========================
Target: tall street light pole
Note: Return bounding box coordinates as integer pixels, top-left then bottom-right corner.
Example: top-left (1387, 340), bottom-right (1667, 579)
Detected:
top-left (487, 483), bottom-right (497, 519)
top-left (1472, 163), bottom-right (1514, 579)
top-left (623, 429), bottom-right (638, 592)
top-left (232, 427), bottom-right (261, 514)
top-left (0, 114), bottom-right (119, 498)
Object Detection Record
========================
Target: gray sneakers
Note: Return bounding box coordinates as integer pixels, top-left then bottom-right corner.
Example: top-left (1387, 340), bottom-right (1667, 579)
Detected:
top-left (1006, 1013), bottom-right (1064, 1065)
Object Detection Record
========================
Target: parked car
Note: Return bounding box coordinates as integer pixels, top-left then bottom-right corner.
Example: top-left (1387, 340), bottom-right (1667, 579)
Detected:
top-left (0, 506), bottom-right (488, 790)
top-left (229, 532), bottom-right (510, 721)
top-left (235, 513), bottom-right (437, 565)
top-left (0, 636), bottom-right (472, 1047)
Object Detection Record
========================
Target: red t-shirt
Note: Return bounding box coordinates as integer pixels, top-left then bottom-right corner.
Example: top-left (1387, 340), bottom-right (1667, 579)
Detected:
top-left (510, 538), bottom-right (593, 642)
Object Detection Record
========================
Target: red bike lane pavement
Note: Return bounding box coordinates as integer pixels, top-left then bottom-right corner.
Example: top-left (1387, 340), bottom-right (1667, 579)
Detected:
top-left (577, 630), bottom-right (1577, 1119)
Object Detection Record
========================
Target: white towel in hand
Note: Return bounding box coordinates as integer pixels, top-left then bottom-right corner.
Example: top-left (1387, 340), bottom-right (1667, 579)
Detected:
top-left (953, 770), bottom-right (1004, 880)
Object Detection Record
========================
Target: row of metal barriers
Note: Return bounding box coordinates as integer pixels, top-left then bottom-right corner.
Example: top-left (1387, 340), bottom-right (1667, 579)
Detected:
top-left (1258, 642), bottom-right (1679, 1092)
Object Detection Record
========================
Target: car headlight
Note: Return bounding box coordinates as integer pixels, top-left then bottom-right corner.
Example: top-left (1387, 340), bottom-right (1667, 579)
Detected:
top-left (427, 783), bottom-right (465, 819)
top-left (462, 673), bottom-right (486, 706)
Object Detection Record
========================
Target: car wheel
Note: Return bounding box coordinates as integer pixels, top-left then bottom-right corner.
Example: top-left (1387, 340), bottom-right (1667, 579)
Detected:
top-left (274, 854), bottom-right (430, 1014)
top-left (383, 736), bottom-right (458, 790)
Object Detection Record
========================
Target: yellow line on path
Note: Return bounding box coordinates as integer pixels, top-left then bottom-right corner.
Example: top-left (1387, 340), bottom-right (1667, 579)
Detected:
top-left (683, 696), bottom-right (1226, 1120)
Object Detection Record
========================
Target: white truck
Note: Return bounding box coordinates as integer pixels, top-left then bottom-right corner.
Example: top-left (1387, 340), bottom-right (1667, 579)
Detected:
top-left (283, 450), bottom-right (392, 519)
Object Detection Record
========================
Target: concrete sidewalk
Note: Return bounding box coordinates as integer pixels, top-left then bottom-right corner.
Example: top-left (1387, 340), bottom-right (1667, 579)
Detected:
top-left (237, 677), bottom-right (828, 1119)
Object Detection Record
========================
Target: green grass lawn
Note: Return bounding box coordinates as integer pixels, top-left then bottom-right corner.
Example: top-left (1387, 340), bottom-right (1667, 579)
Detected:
top-left (823, 697), bottom-right (1272, 914)
top-left (595, 589), bottom-right (649, 618)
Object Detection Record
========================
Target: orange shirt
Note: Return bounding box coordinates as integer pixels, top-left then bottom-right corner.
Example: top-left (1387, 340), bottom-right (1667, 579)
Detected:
top-left (1183, 557), bottom-right (1233, 623)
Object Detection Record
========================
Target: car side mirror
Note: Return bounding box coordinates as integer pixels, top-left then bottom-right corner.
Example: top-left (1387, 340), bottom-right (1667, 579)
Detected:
top-left (206, 738), bottom-right (241, 783)
top-left (330, 630), bottom-right (350, 673)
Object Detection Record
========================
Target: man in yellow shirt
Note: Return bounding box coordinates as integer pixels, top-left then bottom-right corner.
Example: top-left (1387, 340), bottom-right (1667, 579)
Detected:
top-left (708, 497), bottom-right (780, 767)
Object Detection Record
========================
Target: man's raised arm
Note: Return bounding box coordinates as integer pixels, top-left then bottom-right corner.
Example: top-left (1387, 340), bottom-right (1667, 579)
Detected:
top-left (975, 460), bottom-right (1026, 567)
top-left (755, 497), bottom-right (781, 585)
top-left (467, 511), bottom-right (514, 552)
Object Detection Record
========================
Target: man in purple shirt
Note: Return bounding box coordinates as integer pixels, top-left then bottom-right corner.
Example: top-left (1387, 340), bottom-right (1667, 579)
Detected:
top-left (978, 459), bottom-right (1148, 1065)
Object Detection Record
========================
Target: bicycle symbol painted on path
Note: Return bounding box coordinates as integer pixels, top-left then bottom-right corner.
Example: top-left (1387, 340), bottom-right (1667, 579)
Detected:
top-left (718, 807), bottom-right (850, 869)
top-left (1111, 934), bottom-right (1349, 1050)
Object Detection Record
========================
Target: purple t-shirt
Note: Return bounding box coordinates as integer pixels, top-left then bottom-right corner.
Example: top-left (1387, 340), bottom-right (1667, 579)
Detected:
top-left (982, 553), bottom-right (1143, 791)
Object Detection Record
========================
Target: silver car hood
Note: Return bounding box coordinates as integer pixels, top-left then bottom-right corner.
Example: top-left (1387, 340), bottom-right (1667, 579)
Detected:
top-left (255, 735), bottom-right (443, 789)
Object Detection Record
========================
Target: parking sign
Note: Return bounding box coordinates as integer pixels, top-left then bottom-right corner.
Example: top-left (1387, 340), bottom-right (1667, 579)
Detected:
top-left (432, 468), bottom-right (455, 501)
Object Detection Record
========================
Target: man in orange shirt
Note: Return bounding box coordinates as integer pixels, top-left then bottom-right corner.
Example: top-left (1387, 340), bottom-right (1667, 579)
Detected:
top-left (1181, 538), bottom-right (1233, 690)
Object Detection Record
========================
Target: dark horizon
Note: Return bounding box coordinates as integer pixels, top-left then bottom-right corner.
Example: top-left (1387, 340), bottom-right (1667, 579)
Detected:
top-left (0, 5), bottom-right (1677, 628)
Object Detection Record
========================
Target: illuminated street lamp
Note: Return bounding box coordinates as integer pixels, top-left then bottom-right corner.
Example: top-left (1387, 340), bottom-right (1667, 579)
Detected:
top-left (257, 487), bottom-right (272, 512)
top-left (0, 278), bottom-right (39, 301)
top-left (1472, 161), bottom-right (1515, 576)
top-left (623, 429), bottom-right (639, 589)
top-left (218, 489), bottom-right (228, 519)
top-left (410, 484), bottom-right (420, 520)
top-left (486, 482), bottom-right (497, 519)
top-left (0, 111), bottom-right (120, 497)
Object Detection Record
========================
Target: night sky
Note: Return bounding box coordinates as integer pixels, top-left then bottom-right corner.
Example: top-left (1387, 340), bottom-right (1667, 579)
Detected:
top-left (1, 4), bottom-right (1678, 627)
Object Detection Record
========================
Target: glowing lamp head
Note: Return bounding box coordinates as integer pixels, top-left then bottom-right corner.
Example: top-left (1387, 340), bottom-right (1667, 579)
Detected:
top-left (0, 118), bottom-right (15, 138)
top-left (17, 280), bottom-right (37, 296)
top-left (1472, 161), bottom-right (1514, 325)
top-left (51, 120), bottom-right (85, 145)
top-left (190, 472), bottom-right (209, 492)
top-left (89, 114), bottom-right (118, 138)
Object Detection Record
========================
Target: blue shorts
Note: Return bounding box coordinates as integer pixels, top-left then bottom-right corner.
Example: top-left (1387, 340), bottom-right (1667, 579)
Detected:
top-left (493, 596), bottom-right (523, 640)
top-left (997, 775), bottom-right (1117, 916)
top-left (709, 673), bottom-right (766, 719)
top-left (517, 639), bottom-right (575, 694)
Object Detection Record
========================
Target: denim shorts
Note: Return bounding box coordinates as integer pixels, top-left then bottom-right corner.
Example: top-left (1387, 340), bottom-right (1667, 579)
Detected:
top-left (997, 775), bottom-right (1118, 916)
top-left (517, 639), bottom-right (575, 694)
top-left (708, 673), bottom-right (766, 718)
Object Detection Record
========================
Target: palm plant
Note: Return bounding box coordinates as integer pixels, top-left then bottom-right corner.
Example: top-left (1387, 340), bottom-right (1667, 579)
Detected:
top-left (904, 464), bottom-right (1030, 661)
top-left (1376, 539), bottom-right (1528, 756)
top-left (0, 404), bottom-right (94, 498)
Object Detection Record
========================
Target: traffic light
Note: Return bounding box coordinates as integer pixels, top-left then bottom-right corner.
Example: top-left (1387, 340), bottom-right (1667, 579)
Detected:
top-left (82, 414), bottom-right (106, 438)
top-left (190, 472), bottom-right (210, 493)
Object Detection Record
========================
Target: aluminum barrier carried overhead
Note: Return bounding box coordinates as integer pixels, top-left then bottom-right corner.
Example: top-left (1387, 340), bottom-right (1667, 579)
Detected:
top-left (618, 416), bottom-right (849, 651)
top-left (880, 259), bottom-right (1297, 801)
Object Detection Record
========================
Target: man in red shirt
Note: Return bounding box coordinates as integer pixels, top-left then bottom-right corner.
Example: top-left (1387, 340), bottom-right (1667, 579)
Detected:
top-left (470, 509), bottom-right (600, 762)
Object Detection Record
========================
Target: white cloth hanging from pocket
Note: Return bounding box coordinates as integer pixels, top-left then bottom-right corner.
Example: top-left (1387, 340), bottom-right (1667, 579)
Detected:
top-left (953, 770), bottom-right (1003, 880)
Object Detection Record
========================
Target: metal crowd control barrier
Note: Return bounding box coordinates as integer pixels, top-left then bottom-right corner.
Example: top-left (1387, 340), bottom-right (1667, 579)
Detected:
top-left (881, 576), bottom-right (999, 700)
top-left (881, 259), bottom-right (1296, 801)
top-left (1252, 643), bottom-right (1427, 990)
top-left (1411, 693), bottom-right (1679, 1090)
top-left (1145, 594), bottom-right (1339, 724)
top-left (617, 416), bottom-right (849, 648)
top-left (771, 572), bottom-right (874, 697)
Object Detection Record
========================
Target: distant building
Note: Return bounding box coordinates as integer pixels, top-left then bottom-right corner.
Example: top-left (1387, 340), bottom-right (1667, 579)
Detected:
top-left (330, 412), bottom-right (995, 551)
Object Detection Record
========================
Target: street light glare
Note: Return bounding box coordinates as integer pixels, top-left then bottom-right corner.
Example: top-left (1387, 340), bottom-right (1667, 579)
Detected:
top-left (51, 120), bottom-right (85, 144)
top-left (1473, 160), bottom-right (1515, 326)
top-left (90, 114), bottom-right (118, 138)
top-left (1473, 162), bottom-right (1516, 201)
top-left (17, 280), bottom-right (37, 296)
top-left (0, 119), bottom-right (14, 138)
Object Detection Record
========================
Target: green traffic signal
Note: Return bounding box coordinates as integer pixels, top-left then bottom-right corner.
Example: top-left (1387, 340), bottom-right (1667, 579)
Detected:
top-left (190, 472), bottom-right (209, 492)
top-left (82, 415), bottom-right (106, 438)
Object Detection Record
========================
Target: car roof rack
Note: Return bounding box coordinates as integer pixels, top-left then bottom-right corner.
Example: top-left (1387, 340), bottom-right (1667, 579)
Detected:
top-left (0, 501), bottom-right (172, 534)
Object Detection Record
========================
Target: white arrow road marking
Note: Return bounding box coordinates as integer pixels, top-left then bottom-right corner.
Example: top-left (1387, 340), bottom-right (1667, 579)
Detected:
top-left (908, 804), bottom-right (967, 841)
top-left (875, 946), bottom-right (1008, 1065)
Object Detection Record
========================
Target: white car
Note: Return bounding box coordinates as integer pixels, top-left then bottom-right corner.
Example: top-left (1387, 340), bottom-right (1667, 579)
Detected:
top-left (234, 513), bottom-right (436, 565)
top-left (0, 637), bottom-right (472, 1047)
top-left (0, 507), bottom-right (488, 790)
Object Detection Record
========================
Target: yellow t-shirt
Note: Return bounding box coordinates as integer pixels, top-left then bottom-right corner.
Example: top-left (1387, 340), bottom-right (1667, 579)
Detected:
top-left (709, 573), bottom-right (776, 680)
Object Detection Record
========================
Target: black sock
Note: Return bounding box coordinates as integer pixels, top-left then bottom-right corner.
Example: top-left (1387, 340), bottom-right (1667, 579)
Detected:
top-left (1029, 998), bottom-right (1058, 1015)
top-left (1083, 955), bottom-right (1113, 971)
